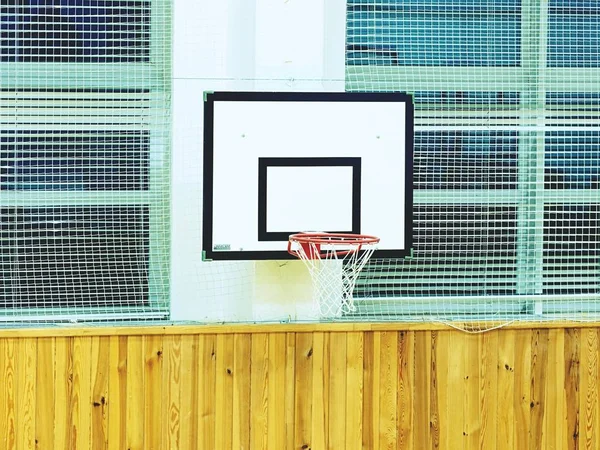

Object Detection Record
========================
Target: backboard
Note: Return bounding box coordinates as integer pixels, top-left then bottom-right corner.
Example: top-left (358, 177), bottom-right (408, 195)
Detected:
top-left (202, 91), bottom-right (413, 260)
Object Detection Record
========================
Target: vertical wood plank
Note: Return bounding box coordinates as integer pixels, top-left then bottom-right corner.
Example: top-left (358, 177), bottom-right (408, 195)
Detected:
top-left (579, 329), bottom-right (598, 450)
top-left (70, 337), bottom-right (93, 450)
top-left (285, 333), bottom-right (296, 450)
top-left (0, 339), bottom-right (16, 450)
top-left (127, 336), bottom-right (145, 450)
top-left (215, 334), bottom-right (235, 450)
top-left (362, 332), bottom-right (378, 450)
top-left (530, 330), bottom-right (549, 450)
top-left (294, 333), bottom-right (313, 450)
top-left (107, 336), bottom-right (127, 450)
top-left (267, 333), bottom-right (286, 450)
top-left (479, 331), bottom-right (498, 450)
top-left (232, 334), bottom-right (251, 450)
top-left (329, 332), bottom-right (348, 449)
top-left (379, 331), bottom-right (398, 450)
top-left (55, 338), bottom-right (73, 450)
top-left (90, 336), bottom-right (109, 450)
top-left (345, 332), bottom-right (363, 450)
top-left (544, 329), bottom-right (566, 450)
top-left (36, 337), bottom-right (55, 450)
top-left (250, 333), bottom-right (269, 450)
top-left (434, 332), bottom-right (449, 450)
top-left (310, 332), bottom-right (327, 450)
top-left (497, 330), bottom-right (515, 450)
top-left (397, 330), bottom-right (414, 450)
top-left (565, 329), bottom-right (581, 450)
top-left (144, 335), bottom-right (163, 450)
top-left (161, 335), bottom-right (181, 450)
top-left (464, 334), bottom-right (480, 450)
top-left (179, 335), bottom-right (199, 450)
top-left (414, 331), bottom-right (431, 450)
top-left (429, 331), bottom-right (441, 450)
top-left (514, 330), bottom-right (532, 450)
top-left (446, 331), bottom-right (464, 450)
top-left (16, 338), bottom-right (37, 450)
top-left (199, 334), bottom-right (217, 450)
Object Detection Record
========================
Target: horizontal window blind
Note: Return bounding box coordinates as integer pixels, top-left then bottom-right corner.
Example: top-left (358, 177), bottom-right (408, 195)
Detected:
top-left (0, 0), bottom-right (170, 323)
top-left (347, 0), bottom-right (600, 327)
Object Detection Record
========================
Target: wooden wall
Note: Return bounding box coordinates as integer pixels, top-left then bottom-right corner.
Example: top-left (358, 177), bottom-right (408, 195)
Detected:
top-left (0, 325), bottom-right (596, 449)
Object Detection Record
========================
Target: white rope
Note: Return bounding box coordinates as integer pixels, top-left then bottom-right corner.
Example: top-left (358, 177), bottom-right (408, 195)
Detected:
top-left (291, 237), bottom-right (378, 318)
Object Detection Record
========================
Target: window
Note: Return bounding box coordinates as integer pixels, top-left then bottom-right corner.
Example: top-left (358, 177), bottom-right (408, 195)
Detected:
top-left (0, 1), bottom-right (170, 321)
top-left (347, 0), bottom-right (600, 320)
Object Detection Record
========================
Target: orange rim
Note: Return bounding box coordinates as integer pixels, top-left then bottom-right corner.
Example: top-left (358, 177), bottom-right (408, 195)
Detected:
top-left (288, 232), bottom-right (380, 246)
top-left (288, 232), bottom-right (380, 258)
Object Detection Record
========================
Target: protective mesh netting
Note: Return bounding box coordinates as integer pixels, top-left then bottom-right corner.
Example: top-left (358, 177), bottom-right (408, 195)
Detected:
top-left (346, 0), bottom-right (600, 330)
top-left (0, 1), bottom-right (171, 323)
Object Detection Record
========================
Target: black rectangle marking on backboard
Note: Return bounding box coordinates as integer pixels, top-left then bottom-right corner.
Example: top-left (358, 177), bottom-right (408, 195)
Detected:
top-left (257, 157), bottom-right (362, 242)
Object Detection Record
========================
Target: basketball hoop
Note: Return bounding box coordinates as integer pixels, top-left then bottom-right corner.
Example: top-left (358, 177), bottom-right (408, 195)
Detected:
top-left (288, 232), bottom-right (380, 317)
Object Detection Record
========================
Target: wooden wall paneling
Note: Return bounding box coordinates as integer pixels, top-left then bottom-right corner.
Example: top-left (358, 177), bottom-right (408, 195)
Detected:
top-left (284, 333), bottom-right (296, 450)
top-left (397, 330), bottom-right (414, 450)
top-left (543, 328), bottom-right (566, 450)
top-left (250, 333), bottom-right (269, 450)
top-left (579, 328), bottom-right (599, 450)
top-left (199, 334), bottom-right (217, 450)
top-left (144, 335), bottom-right (163, 450)
top-left (107, 336), bottom-right (127, 450)
top-left (479, 331), bottom-right (499, 450)
top-left (294, 333), bottom-right (313, 450)
top-left (529, 330), bottom-right (549, 450)
top-left (232, 333), bottom-right (251, 450)
top-left (497, 330), bottom-right (516, 450)
top-left (514, 330), bottom-right (533, 450)
top-left (90, 336), bottom-right (109, 450)
top-left (36, 337), bottom-right (55, 450)
top-left (464, 333), bottom-right (480, 450)
top-left (267, 333), bottom-right (286, 450)
top-left (345, 331), bottom-right (363, 450)
top-left (16, 338), bottom-right (37, 450)
top-left (161, 334), bottom-right (181, 450)
top-left (379, 331), bottom-right (398, 449)
top-left (0, 326), bottom-right (598, 449)
top-left (329, 331), bottom-right (348, 449)
top-left (310, 331), bottom-right (327, 450)
top-left (215, 333), bottom-right (234, 450)
top-left (179, 334), bottom-right (199, 449)
top-left (126, 336), bottom-right (144, 450)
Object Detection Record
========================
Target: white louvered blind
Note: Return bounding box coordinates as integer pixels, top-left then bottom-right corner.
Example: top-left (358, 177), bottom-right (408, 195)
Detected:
top-left (0, 1), bottom-right (171, 322)
top-left (347, 0), bottom-right (600, 328)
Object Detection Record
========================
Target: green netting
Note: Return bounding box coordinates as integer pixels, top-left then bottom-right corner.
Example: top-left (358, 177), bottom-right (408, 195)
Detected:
top-left (0, 1), bottom-right (171, 323)
top-left (347, 0), bottom-right (600, 330)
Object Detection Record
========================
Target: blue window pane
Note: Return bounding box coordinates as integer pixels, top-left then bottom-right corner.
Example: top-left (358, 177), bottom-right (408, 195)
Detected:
top-left (0, 4), bottom-right (18, 62)
top-left (357, 205), bottom-right (518, 298)
top-left (0, 129), bottom-right (149, 191)
top-left (546, 92), bottom-right (600, 107)
top-left (545, 131), bottom-right (600, 189)
top-left (415, 131), bottom-right (518, 189)
top-left (548, 4), bottom-right (600, 67)
top-left (1, 0), bottom-right (150, 63)
top-left (347, 0), bottom-right (521, 67)
top-left (544, 205), bottom-right (600, 295)
top-left (0, 206), bottom-right (149, 307)
top-left (414, 91), bottom-right (520, 106)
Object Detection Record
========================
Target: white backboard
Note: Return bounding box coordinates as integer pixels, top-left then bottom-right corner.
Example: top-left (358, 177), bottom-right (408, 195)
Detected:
top-left (203, 91), bottom-right (413, 260)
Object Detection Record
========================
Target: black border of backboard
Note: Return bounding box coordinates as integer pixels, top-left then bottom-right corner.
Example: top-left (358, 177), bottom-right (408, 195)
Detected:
top-left (258, 157), bottom-right (362, 241)
top-left (203, 91), bottom-right (414, 261)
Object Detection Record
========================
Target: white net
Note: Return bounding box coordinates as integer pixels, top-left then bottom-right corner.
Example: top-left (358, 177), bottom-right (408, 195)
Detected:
top-left (288, 233), bottom-right (379, 318)
top-left (0, 1), bottom-right (171, 323)
top-left (346, 0), bottom-right (600, 331)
